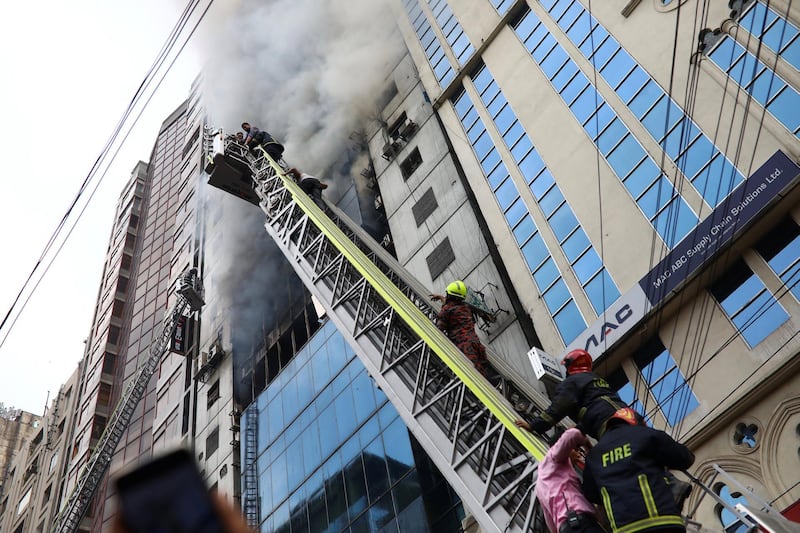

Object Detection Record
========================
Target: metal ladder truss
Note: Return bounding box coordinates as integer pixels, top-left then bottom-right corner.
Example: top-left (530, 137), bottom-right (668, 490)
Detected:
top-left (243, 404), bottom-right (260, 528)
top-left (230, 146), bottom-right (551, 533)
top-left (53, 270), bottom-right (204, 533)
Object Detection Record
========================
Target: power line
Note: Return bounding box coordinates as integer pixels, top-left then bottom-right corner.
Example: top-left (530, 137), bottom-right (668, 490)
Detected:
top-left (0, 0), bottom-right (207, 350)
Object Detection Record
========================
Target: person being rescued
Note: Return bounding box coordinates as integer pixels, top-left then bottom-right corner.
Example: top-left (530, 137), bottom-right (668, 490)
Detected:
top-left (431, 280), bottom-right (491, 378)
top-left (536, 427), bottom-right (605, 533)
top-left (287, 168), bottom-right (328, 210)
top-left (241, 122), bottom-right (285, 162)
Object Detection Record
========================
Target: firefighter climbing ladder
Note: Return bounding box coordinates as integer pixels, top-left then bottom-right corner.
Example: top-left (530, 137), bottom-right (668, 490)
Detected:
top-left (52, 269), bottom-right (204, 533)
top-left (233, 146), bottom-right (551, 533)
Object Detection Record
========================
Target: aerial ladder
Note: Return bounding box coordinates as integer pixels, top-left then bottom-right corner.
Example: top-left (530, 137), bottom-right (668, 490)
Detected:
top-left (53, 268), bottom-right (204, 533)
top-left (206, 132), bottom-right (555, 532)
top-left (206, 133), bottom-right (800, 533)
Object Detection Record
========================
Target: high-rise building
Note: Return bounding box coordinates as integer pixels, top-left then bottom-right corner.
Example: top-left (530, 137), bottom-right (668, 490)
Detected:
top-left (386, 0), bottom-right (800, 529)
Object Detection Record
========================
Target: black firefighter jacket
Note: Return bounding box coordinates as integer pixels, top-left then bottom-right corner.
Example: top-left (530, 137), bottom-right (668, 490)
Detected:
top-left (538, 371), bottom-right (628, 439)
top-left (582, 423), bottom-right (695, 532)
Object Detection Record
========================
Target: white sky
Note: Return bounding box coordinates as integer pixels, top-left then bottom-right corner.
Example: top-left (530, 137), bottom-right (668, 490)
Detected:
top-left (0, 1), bottom-right (200, 414)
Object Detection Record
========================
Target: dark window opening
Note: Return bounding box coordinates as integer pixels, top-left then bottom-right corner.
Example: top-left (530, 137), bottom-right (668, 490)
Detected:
top-left (207, 381), bottom-right (220, 409)
top-left (206, 427), bottom-right (219, 457)
top-left (426, 238), bottom-right (456, 280)
top-left (400, 148), bottom-right (423, 180)
top-left (387, 112), bottom-right (408, 140)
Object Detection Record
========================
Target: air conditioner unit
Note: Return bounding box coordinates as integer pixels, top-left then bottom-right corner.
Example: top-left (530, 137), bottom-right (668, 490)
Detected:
top-left (200, 351), bottom-right (209, 368)
top-left (398, 120), bottom-right (417, 141)
top-left (381, 142), bottom-right (395, 161)
top-left (208, 342), bottom-right (224, 363)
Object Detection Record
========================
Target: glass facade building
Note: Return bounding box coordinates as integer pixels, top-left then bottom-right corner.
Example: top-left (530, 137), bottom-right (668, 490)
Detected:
top-left (242, 320), bottom-right (463, 532)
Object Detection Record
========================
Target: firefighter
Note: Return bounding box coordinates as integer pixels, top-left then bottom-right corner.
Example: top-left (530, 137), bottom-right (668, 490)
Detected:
top-left (241, 122), bottom-right (285, 161)
top-left (516, 349), bottom-right (634, 440)
top-left (582, 408), bottom-right (695, 533)
top-left (535, 427), bottom-right (605, 533)
top-left (432, 280), bottom-right (490, 378)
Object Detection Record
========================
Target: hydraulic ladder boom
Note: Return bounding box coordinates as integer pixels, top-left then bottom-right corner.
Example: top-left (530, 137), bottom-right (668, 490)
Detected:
top-left (207, 137), bottom-right (551, 533)
top-left (53, 269), bottom-right (204, 533)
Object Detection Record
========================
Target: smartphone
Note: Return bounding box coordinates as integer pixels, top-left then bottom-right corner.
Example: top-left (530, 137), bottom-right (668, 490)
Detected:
top-left (114, 448), bottom-right (226, 533)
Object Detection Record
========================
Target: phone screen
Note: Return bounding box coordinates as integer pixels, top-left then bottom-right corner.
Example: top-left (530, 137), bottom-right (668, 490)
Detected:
top-left (115, 449), bottom-right (225, 533)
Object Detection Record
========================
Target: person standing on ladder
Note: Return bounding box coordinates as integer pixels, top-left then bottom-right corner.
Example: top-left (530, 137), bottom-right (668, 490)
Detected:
top-left (241, 122), bottom-right (285, 162)
top-left (581, 408), bottom-right (695, 533)
top-left (431, 280), bottom-right (491, 378)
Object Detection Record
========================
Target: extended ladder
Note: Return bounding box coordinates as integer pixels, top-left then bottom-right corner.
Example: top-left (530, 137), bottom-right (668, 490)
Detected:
top-left (243, 403), bottom-right (260, 528)
top-left (53, 269), bottom-right (204, 533)
top-left (208, 140), bottom-right (550, 533)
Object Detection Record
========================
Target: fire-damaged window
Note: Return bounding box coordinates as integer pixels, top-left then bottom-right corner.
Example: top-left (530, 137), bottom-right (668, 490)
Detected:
top-left (412, 188), bottom-right (438, 227)
top-left (206, 427), bottom-right (219, 457)
top-left (400, 148), bottom-right (423, 180)
top-left (426, 238), bottom-right (455, 280)
top-left (207, 380), bottom-right (220, 409)
top-left (387, 112), bottom-right (407, 141)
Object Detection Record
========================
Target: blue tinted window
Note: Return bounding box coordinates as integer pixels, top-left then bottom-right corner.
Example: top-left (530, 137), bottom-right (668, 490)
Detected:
top-left (584, 103), bottom-right (615, 138)
top-left (651, 196), bottom-right (697, 248)
top-left (641, 97), bottom-right (681, 141)
top-left (510, 135), bottom-right (533, 161)
top-left (480, 149), bottom-right (501, 174)
top-left (573, 248), bottom-right (602, 283)
top-left (473, 131), bottom-right (494, 160)
top-left (533, 34), bottom-right (557, 62)
top-left (557, 2), bottom-right (583, 30)
top-left (606, 134), bottom-right (645, 178)
top-left (543, 280), bottom-right (571, 312)
top-left (505, 197), bottom-right (528, 226)
top-left (552, 61), bottom-right (579, 91)
top-left (561, 72), bottom-right (589, 104)
top-left (635, 340), bottom-right (698, 426)
top-left (566, 11), bottom-right (593, 44)
top-left (504, 121), bottom-right (526, 148)
top-left (710, 261), bottom-right (789, 347)
top-left (677, 134), bottom-right (715, 180)
top-left (601, 48), bottom-right (636, 89)
top-left (596, 118), bottom-right (627, 154)
top-left (541, 46), bottom-right (569, 79)
top-left (518, 149), bottom-right (546, 180)
top-left (623, 158), bottom-right (660, 198)
top-left (638, 177), bottom-right (674, 217)
top-left (539, 187), bottom-right (564, 217)
top-left (530, 168), bottom-right (555, 199)
top-left (521, 232), bottom-right (549, 270)
top-left (570, 86), bottom-right (600, 124)
top-left (584, 269), bottom-right (621, 314)
top-left (628, 79), bottom-right (662, 118)
top-left (553, 300), bottom-right (586, 343)
top-left (495, 178), bottom-right (519, 210)
top-left (494, 105), bottom-right (516, 134)
top-left (616, 66), bottom-right (649, 102)
top-left (562, 230), bottom-right (591, 262)
top-left (590, 34), bottom-right (619, 68)
top-left (758, 220), bottom-right (800, 302)
top-left (453, 94), bottom-right (471, 119)
top-left (513, 216), bottom-right (537, 245)
top-left (661, 118), bottom-right (700, 160)
top-left (514, 8), bottom-right (539, 40)
top-left (472, 67), bottom-right (493, 95)
top-left (487, 161), bottom-right (508, 189)
top-left (768, 87), bottom-right (800, 133)
top-left (549, 204), bottom-right (580, 242)
top-left (534, 258), bottom-right (560, 289)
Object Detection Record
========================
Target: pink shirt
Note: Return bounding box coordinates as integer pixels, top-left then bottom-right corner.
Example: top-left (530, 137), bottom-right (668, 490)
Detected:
top-left (534, 428), bottom-right (597, 532)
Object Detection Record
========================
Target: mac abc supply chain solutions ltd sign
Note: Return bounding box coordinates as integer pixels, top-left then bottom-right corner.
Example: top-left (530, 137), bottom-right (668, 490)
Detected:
top-left (555, 149), bottom-right (800, 365)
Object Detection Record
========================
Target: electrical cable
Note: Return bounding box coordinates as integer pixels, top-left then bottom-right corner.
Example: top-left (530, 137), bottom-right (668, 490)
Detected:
top-left (0, 0), bottom-right (208, 350)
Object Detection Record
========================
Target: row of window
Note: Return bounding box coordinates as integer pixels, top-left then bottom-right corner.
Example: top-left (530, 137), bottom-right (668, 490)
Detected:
top-left (470, 64), bottom-right (621, 316)
top-left (513, 8), bottom-right (699, 249)
top-left (707, 35), bottom-right (800, 137)
top-left (452, 88), bottom-right (587, 342)
top-left (403, 0), bottom-right (456, 87)
top-left (538, 0), bottom-right (745, 209)
top-left (489, 0), bottom-right (513, 15)
top-left (427, 0), bottom-right (474, 65)
top-left (739, 1), bottom-right (800, 73)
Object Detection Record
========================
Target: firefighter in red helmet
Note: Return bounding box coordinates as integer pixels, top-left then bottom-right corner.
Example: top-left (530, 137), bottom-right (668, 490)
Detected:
top-left (516, 349), bottom-right (637, 439)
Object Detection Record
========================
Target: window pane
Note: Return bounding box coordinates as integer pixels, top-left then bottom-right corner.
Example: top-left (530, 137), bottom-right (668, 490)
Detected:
top-left (530, 168), bottom-right (555, 199)
top-left (573, 249), bottom-right (602, 283)
top-left (596, 118), bottom-right (627, 155)
top-left (494, 178), bottom-right (519, 210)
top-left (521, 232), bottom-right (549, 270)
top-left (606, 134), bottom-right (645, 178)
top-left (584, 269), bottom-right (621, 314)
top-left (518, 149), bottom-right (546, 181)
top-left (601, 48), bottom-right (636, 89)
top-left (513, 216), bottom-right (537, 245)
top-left (549, 204), bottom-right (579, 242)
top-left (628, 79), bottom-right (662, 118)
top-left (562, 230), bottom-right (591, 262)
top-left (553, 300), bottom-right (586, 343)
top-left (616, 66), bottom-right (649, 103)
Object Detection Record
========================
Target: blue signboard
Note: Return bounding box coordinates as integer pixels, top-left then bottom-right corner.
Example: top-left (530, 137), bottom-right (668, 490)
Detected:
top-left (639, 150), bottom-right (800, 306)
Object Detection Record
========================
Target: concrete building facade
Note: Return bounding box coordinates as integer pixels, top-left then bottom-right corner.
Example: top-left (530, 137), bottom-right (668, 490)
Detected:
top-left (385, 0), bottom-right (800, 529)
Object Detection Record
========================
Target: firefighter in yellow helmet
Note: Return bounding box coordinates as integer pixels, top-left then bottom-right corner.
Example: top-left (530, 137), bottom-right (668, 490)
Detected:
top-left (431, 281), bottom-right (490, 377)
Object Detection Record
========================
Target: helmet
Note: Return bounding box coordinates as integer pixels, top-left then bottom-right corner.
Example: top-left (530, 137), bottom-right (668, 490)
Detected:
top-left (445, 280), bottom-right (468, 299)
top-left (609, 407), bottom-right (639, 426)
top-left (561, 349), bottom-right (592, 375)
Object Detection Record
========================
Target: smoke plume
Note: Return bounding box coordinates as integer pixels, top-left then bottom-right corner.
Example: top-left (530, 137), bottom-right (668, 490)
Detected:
top-left (194, 0), bottom-right (403, 399)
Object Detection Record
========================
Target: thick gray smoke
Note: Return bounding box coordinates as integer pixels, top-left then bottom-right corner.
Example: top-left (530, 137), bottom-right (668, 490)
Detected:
top-left (200, 0), bottom-right (403, 175)
top-left (195, 0), bottom-right (403, 399)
